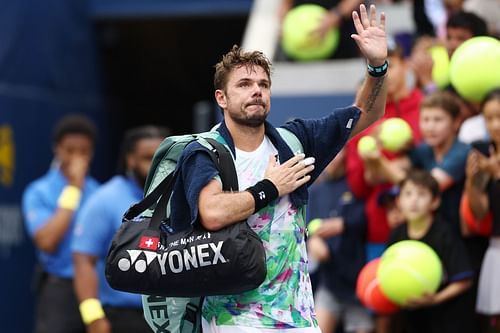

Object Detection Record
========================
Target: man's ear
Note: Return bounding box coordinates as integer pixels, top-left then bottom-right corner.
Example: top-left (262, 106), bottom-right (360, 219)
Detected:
top-left (215, 89), bottom-right (226, 109)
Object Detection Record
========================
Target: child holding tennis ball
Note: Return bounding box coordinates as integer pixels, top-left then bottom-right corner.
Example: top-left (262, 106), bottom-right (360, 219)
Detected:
top-left (388, 169), bottom-right (474, 333)
top-left (363, 91), bottom-right (470, 233)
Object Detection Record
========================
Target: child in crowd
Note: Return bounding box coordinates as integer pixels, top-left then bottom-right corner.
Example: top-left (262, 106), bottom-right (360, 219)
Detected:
top-left (389, 169), bottom-right (474, 333)
top-left (462, 89), bottom-right (500, 332)
top-left (363, 91), bottom-right (486, 331)
top-left (368, 91), bottom-right (470, 233)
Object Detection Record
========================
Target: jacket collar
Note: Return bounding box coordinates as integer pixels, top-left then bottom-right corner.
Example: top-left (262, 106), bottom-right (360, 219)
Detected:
top-left (215, 120), bottom-right (294, 160)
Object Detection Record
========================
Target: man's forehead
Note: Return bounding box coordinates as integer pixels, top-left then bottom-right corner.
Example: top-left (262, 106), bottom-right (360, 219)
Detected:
top-left (230, 65), bottom-right (269, 80)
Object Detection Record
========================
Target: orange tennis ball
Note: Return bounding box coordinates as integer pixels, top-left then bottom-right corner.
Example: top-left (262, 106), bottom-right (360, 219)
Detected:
top-left (356, 258), bottom-right (400, 314)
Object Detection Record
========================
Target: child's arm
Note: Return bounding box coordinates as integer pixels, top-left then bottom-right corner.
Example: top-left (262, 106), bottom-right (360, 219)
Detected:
top-left (431, 142), bottom-right (471, 192)
top-left (360, 149), bottom-right (411, 185)
top-left (404, 278), bottom-right (472, 309)
top-left (430, 168), bottom-right (456, 192)
top-left (431, 279), bottom-right (472, 305)
top-left (307, 236), bottom-right (331, 262)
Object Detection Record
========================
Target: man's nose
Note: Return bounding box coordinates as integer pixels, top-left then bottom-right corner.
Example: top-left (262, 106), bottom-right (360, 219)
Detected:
top-left (251, 83), bottom-right (262, 96)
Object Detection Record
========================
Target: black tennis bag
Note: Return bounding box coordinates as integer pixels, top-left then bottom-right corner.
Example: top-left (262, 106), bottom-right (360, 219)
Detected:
top-left (105, 137), bottom-right (267, 297)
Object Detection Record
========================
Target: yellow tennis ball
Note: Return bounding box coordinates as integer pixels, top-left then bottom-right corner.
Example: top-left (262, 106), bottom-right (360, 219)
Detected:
top-left (378, 240), bottom-right (443, 305)
top-left (450, 36), bottom-right (500, 103)
top-left (357, 136), bottom-right (377, 154)
top-left (281, 4), bottom-right (340, 61)
top-left (379, 118), bottom-right (413, 153)
top-left (307, 218), bottom-right (322, 235)
top-left (429, 45), bottom-right (450, 89)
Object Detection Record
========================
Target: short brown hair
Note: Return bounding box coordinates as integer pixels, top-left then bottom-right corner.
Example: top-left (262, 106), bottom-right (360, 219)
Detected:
top-left (399, 169), bottom-right (440, 199)
top-left (214, 45), bottom-right (272, 91)
top-left (421, 91), bottom-right (461, 119)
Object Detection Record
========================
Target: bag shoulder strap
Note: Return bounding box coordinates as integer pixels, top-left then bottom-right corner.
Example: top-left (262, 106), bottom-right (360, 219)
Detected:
top-left (144, 131), bottom-right (225, 195)
top-left (276, 127), bottom-right (307, 221)
top-left (202, 138), bottom-right (238, 192)
top-left (277, 127), bottom-right (304, 154)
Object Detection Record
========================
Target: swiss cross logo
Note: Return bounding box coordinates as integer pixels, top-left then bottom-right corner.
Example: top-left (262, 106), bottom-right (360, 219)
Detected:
top-left (139, 236), bottom-right (159, 250)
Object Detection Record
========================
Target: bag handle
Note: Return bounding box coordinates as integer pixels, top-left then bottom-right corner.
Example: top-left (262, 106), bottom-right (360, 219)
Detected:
top-left (122, 172), bottom-right (175, 222)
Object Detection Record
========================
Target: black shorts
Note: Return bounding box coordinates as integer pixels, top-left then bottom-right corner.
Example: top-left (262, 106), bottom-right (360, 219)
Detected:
top-left (34, 274), bottom-right (85, 333)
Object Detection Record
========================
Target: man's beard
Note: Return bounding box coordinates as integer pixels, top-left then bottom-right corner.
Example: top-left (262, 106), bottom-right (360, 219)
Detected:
top-left (229, 100), bottom-right (268, 128)
top-left (231, 113), bottom-right (267, 128)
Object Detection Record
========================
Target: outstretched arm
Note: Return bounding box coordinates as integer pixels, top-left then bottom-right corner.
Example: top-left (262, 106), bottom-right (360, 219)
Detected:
top-left (350, 4), bottom-right (388, 138)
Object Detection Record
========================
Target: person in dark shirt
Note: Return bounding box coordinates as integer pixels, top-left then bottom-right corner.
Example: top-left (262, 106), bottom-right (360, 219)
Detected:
top-left (388, 169), bottom-right (474, 333)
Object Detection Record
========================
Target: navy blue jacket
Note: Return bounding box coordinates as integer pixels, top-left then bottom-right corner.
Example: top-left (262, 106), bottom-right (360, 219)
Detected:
top-left (170, 106), bottom-right (361, 231)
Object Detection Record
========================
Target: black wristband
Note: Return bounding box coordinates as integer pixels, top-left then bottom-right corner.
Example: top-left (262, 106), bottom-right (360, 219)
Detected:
top-left (246, 179), bottom-right (279, 213)
top-left (367, 60), bottom-right (389, 77)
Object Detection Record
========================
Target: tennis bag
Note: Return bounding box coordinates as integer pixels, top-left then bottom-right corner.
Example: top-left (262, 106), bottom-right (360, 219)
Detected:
top-left (105, 134), bottom-right (267, 296)
top-left (106, 129), bottom-right (303, 333)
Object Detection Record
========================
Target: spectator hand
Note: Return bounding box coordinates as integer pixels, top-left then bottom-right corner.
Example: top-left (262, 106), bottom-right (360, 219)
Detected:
top-left (480, 146), bottom-right (500, 180)
top-left (403, 292), bottom-right (436, 309)
top-left (307, 236), bottom-right (330, 262)
top-left (467, 150), bottom-right (491, 190)
top-left (311, 10), bottom-right (342, 41)
top-left (67, 156), bottom-right (90, 188)
top-left (359, 147), bottom-right (382, 167)
top-left (410, 36), bottom-right (438, 87)
top-left (314, 217), bottom-right (345, 238)
top-left (351, 4), bottom-right (387, 66)
top-left (411, 48), bottom-right (434, 87)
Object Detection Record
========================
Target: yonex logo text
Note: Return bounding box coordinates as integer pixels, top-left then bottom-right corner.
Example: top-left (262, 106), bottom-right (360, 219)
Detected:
top-left (118, 241), bottom-right (227, 274)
